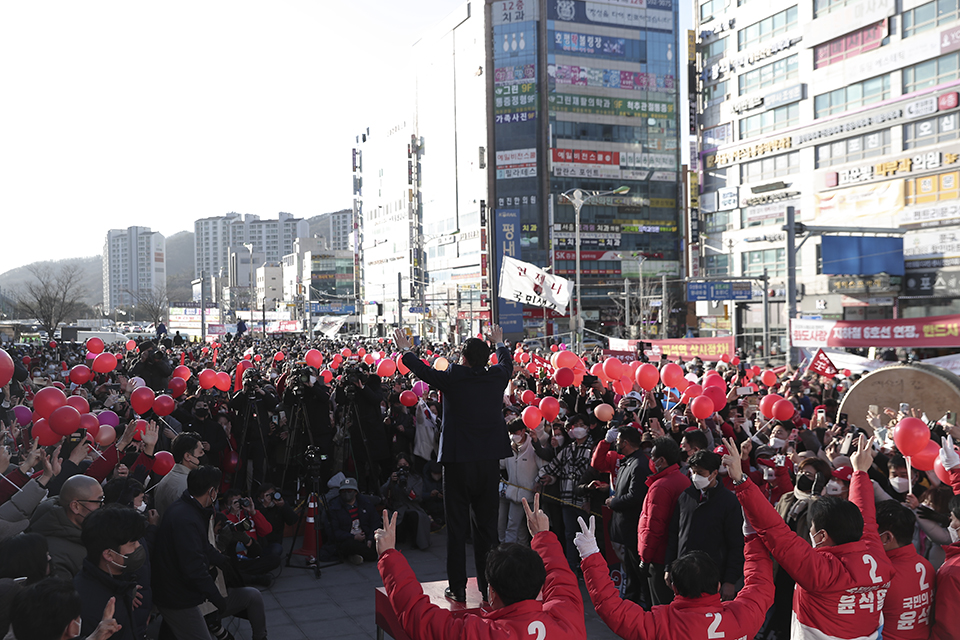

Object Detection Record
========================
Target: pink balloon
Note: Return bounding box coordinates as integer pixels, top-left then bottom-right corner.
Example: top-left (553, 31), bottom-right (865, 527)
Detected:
top-left (13, 405), bottom-right (32, 427)
top-left (0, 349), bottom-right (13, 388)
top-left (94, 424), bottom-right (117, 446)
top-left (594, 403), bottom-right (615, 422)
top-left (97, 410), bottom-right (119, 427)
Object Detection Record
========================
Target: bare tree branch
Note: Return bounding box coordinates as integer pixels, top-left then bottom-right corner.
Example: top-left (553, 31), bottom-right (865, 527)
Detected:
top-left (125, 284), bottom-right (169, 325)
top-left (14, 264), bottom-right (87, 336)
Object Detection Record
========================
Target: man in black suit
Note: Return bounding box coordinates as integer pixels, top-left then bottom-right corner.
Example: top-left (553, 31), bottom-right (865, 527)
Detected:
top-left (605, 426), bottom-right (650, 603)
top-left (394, 325), bottom-right (512, 603)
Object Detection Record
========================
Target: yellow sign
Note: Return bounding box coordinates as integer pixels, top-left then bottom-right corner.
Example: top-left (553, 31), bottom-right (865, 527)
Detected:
top-left (710, 137), bottom-right (793, 167)
top-left (687, 30), bottom-right (696, 61)
top-left (688, 171), bottom-right (699, 209)
top-left (649, 198), bottom-right (677, 209)
top-left (906, 170), bottom-right (960, 205)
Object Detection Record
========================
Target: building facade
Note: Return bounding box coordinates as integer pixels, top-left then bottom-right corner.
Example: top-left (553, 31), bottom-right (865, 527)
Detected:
top-left (695, 0), bottom-right (960, 359)
top-left (102, 226), bottom-right (166, 312)
top-left (311, 209), bottom-right (355, 251)
top-left (193, 212), bottom-right (309, 279)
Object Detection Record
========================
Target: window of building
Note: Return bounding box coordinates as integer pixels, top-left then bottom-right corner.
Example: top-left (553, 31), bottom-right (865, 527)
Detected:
top-left (700, 0), bottom-right (724, 22)
top-left (705, 253), bottom-right (730, 276)
top-left (703, 165), bottom-right (728, 190)
top-left (814, 74), bottom-right (891, 118)
top-left (903, 0), bottom-right (960, 37)
top-left (813, 21), bottom-right (886, 68)
top-left (814, 0), bottom-right (856, 17)
top-left (738, 7), bottom-right (798, 51)
top-left (743, 248), bottom-right (786, 277)
top-left (907, 168), bottom-right (960, 204)
top-left (904, 52), bottom-right (960, 93)
top-left (904, 112), bottom-right (960, 148)
top-left (704, 211), bottom-right (729, 233)
top-left (739, 103), bottom-right (799, 139)
top-left (815, 129), bottom-right (891, 167)
top-left (703, 80), bottom-right (728, 103)
top-left (741, 151), bottom-right (800, 182)
top-left (703, 37), bottom-right (727, 60)
top-left (739, 55), bottom-right (798, 95)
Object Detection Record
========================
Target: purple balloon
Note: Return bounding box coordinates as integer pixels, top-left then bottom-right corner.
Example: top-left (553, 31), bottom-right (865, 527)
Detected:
top-left (13, 405), bottom-right (31, 427)
top-left (412, 380), bottom-right (429, 397)
top-left (97, 410), bottom-right (120, 427)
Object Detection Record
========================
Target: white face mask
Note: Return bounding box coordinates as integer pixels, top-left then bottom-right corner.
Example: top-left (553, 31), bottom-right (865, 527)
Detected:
top-left (569, 426), bottom-right (588, 440)
top-left (135, 502), bottom-right (147, 513)
top-left (309, 375), bottom-right (317, 385)
top-left (824, 479), bottom-right (844, 496)
top-left (691, 473), bottom-right (711, 490)
top-left (511, 433), bottom-right (524, 443)
top-left (811, 530), bottom-right (826, 548)
top-left (769, 437), bottom-right (786, 450)
top-left (558, 409), bottom-right (567, 418)
top-left (553, 434), bottom-right (565, 447)
top-left (950, 525), bottom-right (960, 544)
top-left (890, 476), bottom-right (909, 494)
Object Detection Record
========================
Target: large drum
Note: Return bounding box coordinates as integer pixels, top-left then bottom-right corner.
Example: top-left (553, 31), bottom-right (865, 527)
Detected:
top-left (839, 362), bottom-right (960, 434)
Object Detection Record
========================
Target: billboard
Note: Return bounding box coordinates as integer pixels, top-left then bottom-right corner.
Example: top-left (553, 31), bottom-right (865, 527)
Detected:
top-left (494, 209), bottom-right (525, 333)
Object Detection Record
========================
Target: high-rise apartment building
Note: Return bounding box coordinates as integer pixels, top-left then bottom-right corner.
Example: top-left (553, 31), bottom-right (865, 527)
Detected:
top-left (694, 0), bottom-right (960, 356)
top-left (102, 227), bottom-right (166, 312)
top-left (311, 209), bottom-right (354, 251)
top-left (193, 212), bottom-right (309, 278)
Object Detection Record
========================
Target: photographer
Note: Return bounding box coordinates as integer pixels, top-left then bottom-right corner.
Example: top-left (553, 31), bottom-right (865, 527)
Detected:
top-left (334, 369), bottom-right (388, 494)
top-left (228, 369), bottom-right (279, 491)
top-left (281, 365), bottom-right (333, 478)
top-left (254, 484), bottom-right (298, 560)
top-left (380, 453), bottom-right (430, 551)
top-left (219, 490), bottom-right (279, 587)
top-left (129, 341), bottom-right (173, 394)
top-left (384, 392), bottom-right (415, 458)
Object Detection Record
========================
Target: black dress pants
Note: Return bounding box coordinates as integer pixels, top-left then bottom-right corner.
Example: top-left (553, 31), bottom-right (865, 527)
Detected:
top-left (442, 459), bottom-right (500, 597)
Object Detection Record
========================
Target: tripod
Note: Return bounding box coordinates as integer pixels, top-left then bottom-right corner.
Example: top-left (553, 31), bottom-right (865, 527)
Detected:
top-left (285, 463), bottom-right (340, 578)
top-left (234, 392), bottom-right (270, 493)
top-left (280, 398), bottom-right (312, 491)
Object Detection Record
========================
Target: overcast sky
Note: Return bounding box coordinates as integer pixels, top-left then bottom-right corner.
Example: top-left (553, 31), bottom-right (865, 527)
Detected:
top-left (0, 0), bottom-right (466, 275)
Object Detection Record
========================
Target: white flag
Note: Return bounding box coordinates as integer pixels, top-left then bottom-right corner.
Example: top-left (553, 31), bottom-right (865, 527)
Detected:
top-left (498, 255), bottom-right (571, 312)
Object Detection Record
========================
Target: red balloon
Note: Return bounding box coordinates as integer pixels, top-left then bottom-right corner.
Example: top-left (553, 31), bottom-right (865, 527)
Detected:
top-left (703, 385), bottom-right (728, 413)
top-left (489, 353), bottom-right (499, 365)
top-left (554, 367), bottom-right (575, 388)
top-left (556, 350), bottom-right (580, 370)
top-left (660, 363), bottom-right (684, 388)
top-left (173, 365), bottom-right (192, 380)
top-left (550, 344), bottom-right (559, 352)
top-left (34, 386), bottom-right (67, 419)
top-left (132, 419), bottom-right (148, 441)
top-left (305, 349), bottom-right (324, 368)
top-left (92, 352), bottom-right (118, 373)
top-left (153, 394), bottom-right (175, 417)
top-left (358, 348), bottom-right (367, 357)
top-left (635, 363), bottom-right (660, 391)
top-left (65, 395), bottom-right (89, 415)
top-left (721, 353), bottom-right (731, 363)
top-left (125, 340), bottom-right (136, 351)
top-left (377, 359), bottom-right (397, 377)
top-left (341, 348), bottom-right (352, 358)
top-left (396, 357), bottom-right (410, 375)
top-left (703, 375), bottom-right (726, 390)
top-left (525, 362), bottom-right (538, 375)
top-left (244, 353), bottom-right (251, 360)
top-left (521, 389), bottom-right (537, 405)
top-left (0, 349), bottom-right (13, 388)
top-left (94, 424), bottom-right (116, 446)
top-left (399, 390), bottom-right (418, 407)
top-left (168, 377), bottom-right (187, 398)
top-left (79, 413), bottom-right (100, 439)
top-left (215, 371), bottom-right (232, 392)
top-left (731, 357), bottom-right (740, 366)
top-left (522, 406), bottom-right (543, 430)
top-left (595, 403), bottom-right (615, 422)
top-left (253, 354), bottom-right (262, 362)
top-left (274, 351), bottom-right (285, 362)
top-left (130, 386), bottom-right (156, 415)
top-left (759, 394), bottom-right (784, 419)
top-left (760, 370), bottom-right (777, 387)
top-left (33, 419), bottom-right (60, 446)
top-left (684, 384), bottom-right (703, 399)
top-left (590, 362), bottom-right (607, 381)
top-left (602, 357), bottom-right (624, 381)
top-left (320, 369), bottom-right (333, 384)
top-left (843, 369), bottom-right (852, 377)
top-left (198, 369), bottom-right (217, 390)
top-left (539, 396), bottom-right (560, 422)
top-left (69, 365), bottom-right (93, 385)
top-left (690, 396), bottom-right (715, 420)
top-left (772, 399), bottom-right (796, 422)
top-left (910, 439), bottom-right (941, 471)
top-left (894, 418), bottom-right (930, 457)
top-left (49, 405), bottom-right (82, 436)
top-left (153, 451), bottom-right (175, 476)
top-left (49, 341), bottom-right (57, 349)
top-left (364, 354), bottom-right (375, 365)
top-left (86, 337), bottom-right (105, 354)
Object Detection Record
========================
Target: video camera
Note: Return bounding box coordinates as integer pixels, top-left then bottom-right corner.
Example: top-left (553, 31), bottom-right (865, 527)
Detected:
top-left (395, 467), bottom-right (409, 487)
top-left (287, 366), bottom-right (317, 398)
top-left (339, 366), bottom-right (367, 400)
top-left (303, 445), bottom-right (328, 475)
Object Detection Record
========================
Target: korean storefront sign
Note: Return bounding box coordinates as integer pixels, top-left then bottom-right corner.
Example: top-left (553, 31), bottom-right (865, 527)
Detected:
top-left (790, 314), bottom-right (960, 348)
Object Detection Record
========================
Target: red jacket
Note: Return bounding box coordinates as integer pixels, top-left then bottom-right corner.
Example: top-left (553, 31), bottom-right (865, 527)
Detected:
top-left (735, 471), bottom-right (893, 640)
top-left (590, 440), bottom-right (622, 479)
top-left (377, 531), bottom-right (585, 640)
top-left (582, 534), bottom-right (774, 640)
top-left (638, 463), bottom-right (690, 564)
top-left (223, 508), bottom-right (272, 543)
top-left (880, 543), bottom-right (934, 640)
top-left (929, 467), bottom-right (960, 640)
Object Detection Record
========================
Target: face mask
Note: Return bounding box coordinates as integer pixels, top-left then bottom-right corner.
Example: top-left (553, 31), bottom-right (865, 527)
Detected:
top-left (269, 372), bottom-right (278, 380)
top-left (195, 408), bottom-right (208, 418)
top-left (950, 525), bottom-right (960, 544)
top-left (309, 376), bottom-right (317, 384)
top-left (649, 459), bottom-right (660, 474)
top-left (811, 529), bottom-right (826, 549)
top-left (890, 476), bottom-right (909, 494)
top-left (691, 473), bottom-right (711, 490)
top-left (824, 479), bottom-right (844, 496)
top-left (796, 474), bottom-right (816, 494)
top-left (558, 409), bottom-right (567, 418)
top-left (553, 434), bottom-right (565, 447)
top-left (511, 433), bottom-right (524, 443)
top-left (109, 545), bottom-right (146, 575)
top-left (769, 437), bottom-right (786, 450)
top-left (135, 502), bottom-right (147, 513)
top-left (569, 426), bottom-right (588, 440)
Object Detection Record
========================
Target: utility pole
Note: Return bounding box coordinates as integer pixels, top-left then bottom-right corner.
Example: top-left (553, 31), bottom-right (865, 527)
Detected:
top-left (661, 273), bottom-right (668, 338)
top-left (762, 268), bottom-right (770, 365)
top-left (200, 270), bottom-right (206, 342)
top-left (624, 279), bottom-right (630, 335)
top-left (397, 272), bottom-right (403, 332)
top-left (785, 206), bottom-right (797, 368)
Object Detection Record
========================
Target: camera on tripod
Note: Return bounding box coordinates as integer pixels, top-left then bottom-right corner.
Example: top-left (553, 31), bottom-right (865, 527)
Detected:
top-left (288, 366), bottom-right (317, 398)
top-left (340, 367), bottom-right (367, 400)
top-left (303, 446), bottom-right (328, 476)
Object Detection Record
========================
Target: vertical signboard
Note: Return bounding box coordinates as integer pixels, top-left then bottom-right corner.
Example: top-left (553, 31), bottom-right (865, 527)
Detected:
top-left (494, 209), bottom-right (525, 333)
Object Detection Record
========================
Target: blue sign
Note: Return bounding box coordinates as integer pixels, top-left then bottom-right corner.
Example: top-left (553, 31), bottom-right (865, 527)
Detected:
top-left (408, 306), bottom-right (430, 314)
top-left (686, 282), bottom-right (754, 302)
top-left (308, 303), bottom-right (356, 315)
top-left (494, 209), bottom-right (525, 334)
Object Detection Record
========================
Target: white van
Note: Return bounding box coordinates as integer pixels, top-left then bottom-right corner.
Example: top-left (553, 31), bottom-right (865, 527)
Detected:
top-left (76, 331), bottom-right (130, 345)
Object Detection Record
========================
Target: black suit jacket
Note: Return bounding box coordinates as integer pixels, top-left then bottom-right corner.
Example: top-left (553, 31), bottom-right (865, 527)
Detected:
top-left (401, 345), bottom-right (513, 464)
top-left (607, 449), bottom-right (649, 544)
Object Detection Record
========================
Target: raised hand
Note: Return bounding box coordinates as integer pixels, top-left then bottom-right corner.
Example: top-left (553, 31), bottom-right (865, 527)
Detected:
top-left (521, 493), bottom-right (550, 536)
top-left (392, 329), bottom-right (411, 351)
top-left (89, 597), bottom-right (122, 640)
top-left (850, 434), bottom-right (877, 473)
top-left (488, 324), bottom-right (504, 345)
top-left (941, 435), bottom-right (960, 470)
top-left (374, 509), bottom-right (398, 556)
top-left (574, 515), bottom-right (599, 559)
top-left (720, 437), bottom-right (744, 483)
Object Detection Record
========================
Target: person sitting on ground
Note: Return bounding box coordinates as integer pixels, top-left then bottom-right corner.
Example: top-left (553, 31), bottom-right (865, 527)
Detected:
top-left (375, 494), bottom-right (586, 639)
top-left (328, 477), bottom-right (378, 565)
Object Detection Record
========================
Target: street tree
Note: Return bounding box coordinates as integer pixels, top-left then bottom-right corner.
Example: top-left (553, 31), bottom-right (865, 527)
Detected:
top-left (14, 264), bottom-right (87, 336)
top-left (126, 284), bottom-right (169, 325)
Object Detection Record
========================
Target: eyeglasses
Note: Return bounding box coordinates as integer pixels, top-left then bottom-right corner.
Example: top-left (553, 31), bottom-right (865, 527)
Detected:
top-left (77, 496), bottom-right (105, 506)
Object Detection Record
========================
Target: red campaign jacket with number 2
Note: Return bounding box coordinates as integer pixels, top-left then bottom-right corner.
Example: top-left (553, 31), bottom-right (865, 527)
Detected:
top-left (377, 531), bottom-right (586, 640)
top-left (581, 534), bottom-right (774, 640)
top-left (736, 471), bottom-right (893, 640)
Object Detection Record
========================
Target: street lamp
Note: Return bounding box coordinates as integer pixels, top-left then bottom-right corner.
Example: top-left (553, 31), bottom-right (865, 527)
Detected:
top-left (560, 186), bottom-right (630, 353)
top-left (243, 243), bottom-right (255, 331)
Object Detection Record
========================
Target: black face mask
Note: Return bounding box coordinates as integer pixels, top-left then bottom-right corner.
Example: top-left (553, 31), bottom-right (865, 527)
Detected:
top-left (195, 408), bottom-right (208, 418)
top-left (796, 473), bottom-right (822, 494)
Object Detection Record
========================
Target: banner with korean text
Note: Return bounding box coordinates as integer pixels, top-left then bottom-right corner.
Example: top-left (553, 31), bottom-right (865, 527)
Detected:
top-left (498, 255), bottom-right (571, 312)
top-left (608, 337), bottom-right (735, 361)
top-left (790, 314), bottom-right (960, 348)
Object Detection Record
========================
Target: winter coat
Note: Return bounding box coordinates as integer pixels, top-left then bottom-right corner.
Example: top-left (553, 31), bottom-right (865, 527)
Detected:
top-left (929, 466), bottom-right (960, 640)
top-left (665, 481), bottom-right (744, 585)
top-left (74, 559), bottom-right (140, 640)
top-left (881, 543), bottom-right (934, 640)
top-left (27, 500), bottom-right (84, 579)
top-left (735, 471), bottom-right (893, 640)
top-left (0, 478), bottom-right (46, 542)
top-left (500, 437), bottom-right (544, 504)
top-left (377, 531), bottom-right (586, 640)
top-left (582, 535), bottom-right (773, 640)
top-left (328, 494), bottom-right (377, 543)
top-left (637, 463), bottom-right (690, 565)
top-left (607, 449), bottom-right (648, 545)
top-left (152, 463), bottom-right (189, 517)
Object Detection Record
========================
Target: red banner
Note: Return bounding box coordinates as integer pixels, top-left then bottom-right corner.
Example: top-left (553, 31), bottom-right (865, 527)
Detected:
top-left (791, 314), bottom-right (960, 348)
top-left (807, 348), bottom-right (839, 378)
top-left (608, 337), bottom-right (735, 362)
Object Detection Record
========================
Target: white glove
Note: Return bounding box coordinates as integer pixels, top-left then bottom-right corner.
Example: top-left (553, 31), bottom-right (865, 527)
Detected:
top-left (605, 428), bottom-right (618, 444)
top-left (575, 516), bottom-right (600, 559)
top-left (941, 435), bottom-right (960, 471)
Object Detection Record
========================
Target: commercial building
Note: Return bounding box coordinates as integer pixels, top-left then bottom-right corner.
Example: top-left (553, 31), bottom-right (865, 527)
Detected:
top-left (102, 226), bottom-right (166, 312)
top-left (354, 0), bottom-right (684, 342)
top-left (694, 0), bottom-right (960, 359)
top-left (193, 212), bottom-right (309, 279)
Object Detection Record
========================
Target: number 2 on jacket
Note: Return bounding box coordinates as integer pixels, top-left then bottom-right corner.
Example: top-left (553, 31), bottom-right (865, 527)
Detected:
top-left (706, 612), bottom-right (723, 638)
top-left (527, 621), bottom-right (546, 640)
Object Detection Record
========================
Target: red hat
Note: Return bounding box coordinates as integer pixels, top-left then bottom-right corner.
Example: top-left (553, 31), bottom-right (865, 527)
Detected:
top-left (832, 466), bottom-right (853, 482)
top-left (713, 444), bottom-right (727, 456)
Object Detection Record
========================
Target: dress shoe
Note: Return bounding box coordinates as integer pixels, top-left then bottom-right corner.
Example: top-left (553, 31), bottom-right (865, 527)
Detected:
top-left (444, 587), bottom-right (466, 603)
